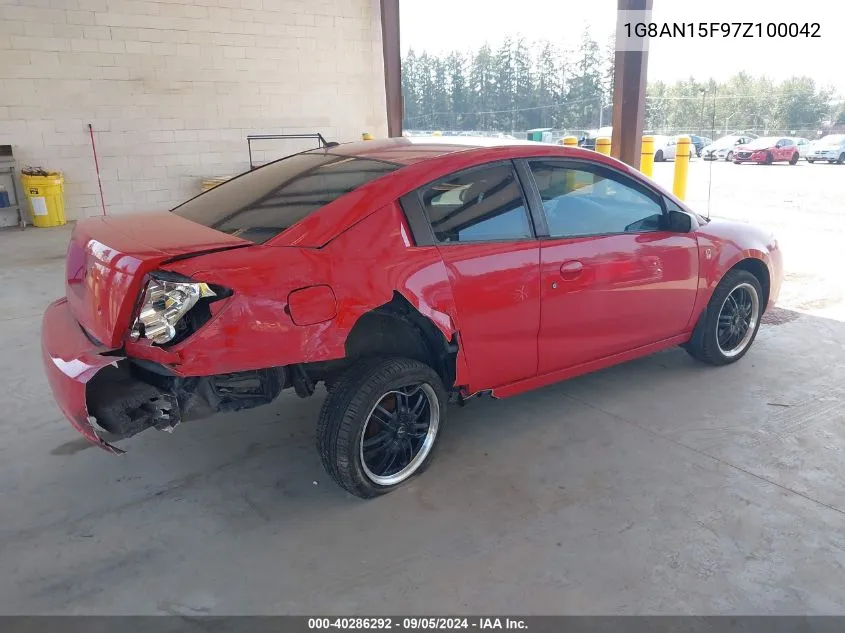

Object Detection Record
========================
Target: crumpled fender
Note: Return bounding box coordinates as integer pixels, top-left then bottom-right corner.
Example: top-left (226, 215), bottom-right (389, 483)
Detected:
top-left (42, 298), bottom-right (125, 453)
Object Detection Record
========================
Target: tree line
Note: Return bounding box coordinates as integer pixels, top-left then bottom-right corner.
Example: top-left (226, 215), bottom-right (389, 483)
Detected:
top-left (402, 30), bottom-right (841, 138)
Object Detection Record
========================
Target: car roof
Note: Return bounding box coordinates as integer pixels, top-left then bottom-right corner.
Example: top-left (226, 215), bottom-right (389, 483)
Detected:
top-left (323, 136), bottom-right (544, 166)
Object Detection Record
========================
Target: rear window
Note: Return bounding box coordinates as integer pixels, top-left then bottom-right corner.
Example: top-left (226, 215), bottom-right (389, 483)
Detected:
top-left (171, 152), bottom-right (400, 243)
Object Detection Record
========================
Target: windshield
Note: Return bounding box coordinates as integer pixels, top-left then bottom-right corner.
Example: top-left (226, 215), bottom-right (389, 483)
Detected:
top-left (821, 135), bottom-right (845, 146)
top-left (171, 152), bottom-right (400, 243)
top-left (745, 137), bottom-right (778, 149)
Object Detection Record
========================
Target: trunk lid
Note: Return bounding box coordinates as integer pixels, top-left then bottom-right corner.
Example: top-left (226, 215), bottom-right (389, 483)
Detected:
top-left (65, 212), bottom-right (249, 348)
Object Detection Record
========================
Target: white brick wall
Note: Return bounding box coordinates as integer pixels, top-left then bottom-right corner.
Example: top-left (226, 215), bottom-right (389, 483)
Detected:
top-left (0, 0), bottom-right (388, 219)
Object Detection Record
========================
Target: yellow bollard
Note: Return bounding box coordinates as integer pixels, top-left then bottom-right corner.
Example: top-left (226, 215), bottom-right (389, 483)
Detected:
top-left (562, 136), bottom-right (578, 147)
top-left (362, 132), bottom-right (373, 141)
top-left (640, 135), bottom-right (655, 177)
top-left (595, 137), bottom-right (611, 155)
top-left (672, 135), bottom-right (691, 200)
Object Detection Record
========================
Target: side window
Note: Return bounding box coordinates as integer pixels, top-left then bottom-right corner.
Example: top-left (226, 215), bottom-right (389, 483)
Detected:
top-left (419, 163), bottom-right (533, 243)
top-left (527, 160), bottom-right (665, 238)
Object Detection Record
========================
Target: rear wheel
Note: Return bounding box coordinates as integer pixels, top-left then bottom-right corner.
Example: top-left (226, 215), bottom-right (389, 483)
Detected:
top-left (807, 159), bottom-right (815, 164)
top-left (317, 357), bottom-right (447, 498)
top-left (655, 149), bottom-right (664, 162)
top-left (838, 153), bottom-right (845, 164)
top-left (685, 269), bottom-right (763, 366)
top-left (789, 152), bottom-right (799, 165)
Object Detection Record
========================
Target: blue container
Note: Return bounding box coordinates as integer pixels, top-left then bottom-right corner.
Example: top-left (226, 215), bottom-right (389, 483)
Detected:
top-left (0, 186), bottom-right (9, 208)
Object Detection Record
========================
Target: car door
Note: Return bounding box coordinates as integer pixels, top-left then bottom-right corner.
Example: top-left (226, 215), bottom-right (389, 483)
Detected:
top-left (408, 161), bottom-right (541, 390)
top-left (523, 159), bottom-right (700, 374)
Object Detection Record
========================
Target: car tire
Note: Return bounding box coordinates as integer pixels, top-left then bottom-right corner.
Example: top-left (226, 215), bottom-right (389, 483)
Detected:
top-left (763, 152), bottom-right (773, 165)
top-left (655, 150), bottom-right (663, 162)
top-left (316, 356), bottom-right (447, 499)
top-left (789, 152), bottom-right (799, 165)
top-left (684, 269), bottom-right (764, 366)
top-left (726, 151), bottom-right (734, 161)
top-left (807, 159), bottom-right (814, 164)
top-left (838, 153), bottom-right (845, 164)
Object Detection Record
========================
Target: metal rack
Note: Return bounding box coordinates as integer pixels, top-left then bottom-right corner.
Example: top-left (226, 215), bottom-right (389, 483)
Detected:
top-left (0, 145), bottom-right (25, 229)
top-left (246, 133), bottom-right (332, 169)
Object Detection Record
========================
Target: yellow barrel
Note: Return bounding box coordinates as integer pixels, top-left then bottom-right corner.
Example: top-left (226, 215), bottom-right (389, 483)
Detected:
top-left (201, 176), bottom-right (232, 191)
top-left (673, 136), bottom-right (691, 200)
top-left (640, 135), bottom-right (655, 177)
top-left (595, 137), bottom-right (611, 155)
top-left (362, 132), bottom-right (374, 141)
top-left (22, 172), bottom-right (66, 228)
top-left (562, 136), bottom-right (578, 147)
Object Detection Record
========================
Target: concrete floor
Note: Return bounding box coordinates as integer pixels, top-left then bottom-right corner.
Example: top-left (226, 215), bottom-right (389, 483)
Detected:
top-left (2, 160), bottom-right (845, 614)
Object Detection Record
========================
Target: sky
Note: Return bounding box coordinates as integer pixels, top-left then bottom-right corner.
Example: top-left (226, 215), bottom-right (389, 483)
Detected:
top-left (399, 0), bottom-right (843, 93)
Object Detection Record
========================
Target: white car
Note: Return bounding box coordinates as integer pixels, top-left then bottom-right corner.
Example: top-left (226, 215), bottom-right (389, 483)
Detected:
top-left (652, 135), bottom-right (676, 162)
top-left (806, 134), bottom-right (845, 164)
top-left (701, 135), bottom-right (758, 161)
top-left (789, 137), bottom-right (811, 159)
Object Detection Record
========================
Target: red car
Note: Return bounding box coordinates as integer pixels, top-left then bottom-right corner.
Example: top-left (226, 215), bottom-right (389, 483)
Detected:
top-left (42, 138), bottom-right (782, 498)
top-left (733, 137), bottom-right (800, 165)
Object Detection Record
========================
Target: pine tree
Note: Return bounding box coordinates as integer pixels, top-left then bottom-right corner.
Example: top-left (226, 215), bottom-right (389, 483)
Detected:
top-left (401, 49), bottom-right (419, 130)
top-left (470, 43), bottom-right (496, 130)
top-left (445, 51), bottom-right (468, 129)
top-left (534, 41), bottom-right (561, 129)
top-left (564, 30), bottom-right (603, 129)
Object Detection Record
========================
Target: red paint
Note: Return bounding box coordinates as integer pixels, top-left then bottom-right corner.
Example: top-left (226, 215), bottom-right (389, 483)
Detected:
top-left (41, 298), bottom-right (123, 453)
top-left (41, 138), bottom-right (783, 451)
top-left (538, 231), bottom-right (699, 372)
top-left (287, 285), bottom-right (338, 326)
top-left (733, 138), bottom-right (799, 164)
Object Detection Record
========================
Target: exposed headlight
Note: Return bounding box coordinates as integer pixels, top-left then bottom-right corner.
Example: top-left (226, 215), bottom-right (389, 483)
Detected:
top-left (130, 276), bottom-right (217, 344)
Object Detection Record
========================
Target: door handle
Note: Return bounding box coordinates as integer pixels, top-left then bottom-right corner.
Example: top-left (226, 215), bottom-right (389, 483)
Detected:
top-left (559, 260), bottom-right (584, 280)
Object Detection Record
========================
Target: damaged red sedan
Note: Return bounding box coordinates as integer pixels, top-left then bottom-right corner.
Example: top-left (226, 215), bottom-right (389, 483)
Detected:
top-left (42, 137), bottom-right (782, 498)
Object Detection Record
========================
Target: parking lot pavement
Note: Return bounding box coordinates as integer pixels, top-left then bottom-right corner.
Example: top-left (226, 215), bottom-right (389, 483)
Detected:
top-left (2, 162), bottom-right (845, 614)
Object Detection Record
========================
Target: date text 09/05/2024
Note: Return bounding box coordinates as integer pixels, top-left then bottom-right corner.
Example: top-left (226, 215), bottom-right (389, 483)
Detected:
top-left (308, 617), bottom-right (528, 630)
top-left (623, 22), bottom-right (821, 38)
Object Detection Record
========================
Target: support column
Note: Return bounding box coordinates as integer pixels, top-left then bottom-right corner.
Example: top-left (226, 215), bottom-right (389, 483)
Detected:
top-left (610, 0), bottom-right (652, 167)
top-left (380, 0), bottom-right (402, 137)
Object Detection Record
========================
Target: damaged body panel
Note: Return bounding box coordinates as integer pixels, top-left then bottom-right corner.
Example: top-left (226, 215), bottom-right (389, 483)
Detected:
top-left (41, 137), bottom-right (781, 477)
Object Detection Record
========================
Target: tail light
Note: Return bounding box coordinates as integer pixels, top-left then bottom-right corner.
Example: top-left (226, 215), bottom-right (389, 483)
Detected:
top-left (130, 273), bottom-right (230, 345)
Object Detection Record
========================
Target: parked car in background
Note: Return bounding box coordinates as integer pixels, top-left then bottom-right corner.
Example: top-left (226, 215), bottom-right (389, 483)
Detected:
top-left (806, 134), bottom-right (845, 164)
top-left (653, 135), bottom-right (677, 162)
top-left (790, 137), bottom-right (811, 159)
top-left (733, 137), bottom-right (800, 165)
top-left (41, 136), bottom-right (782, 498)
top-left (689, 135), bottom-right (712, 157)
top-left (701, 134), bottom-right (758, 161)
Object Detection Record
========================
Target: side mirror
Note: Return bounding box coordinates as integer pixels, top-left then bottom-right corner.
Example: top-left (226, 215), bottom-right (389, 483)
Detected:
top-left (665, 210), bottom-right (692, 233)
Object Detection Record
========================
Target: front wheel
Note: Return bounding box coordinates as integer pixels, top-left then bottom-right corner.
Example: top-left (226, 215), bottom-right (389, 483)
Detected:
top-left (685, 269), bottom-right (763, 366)
top-left (838, 153), bottom-right (845, 164)
top-left (763, 152), bottom-right (773, 165)
top-left (725, 151), bottom-right (734, 161)
top-left (316, 357), bottom-right (447, 498)
top-left (807, 159), bottom-right (814, 164)
top-left (654, 149), bottom-right (664, 162)
top-left (789, 152), bottom-right (799, 165)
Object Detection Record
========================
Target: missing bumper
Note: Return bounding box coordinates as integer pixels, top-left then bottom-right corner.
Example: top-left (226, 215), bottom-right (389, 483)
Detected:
top-left (85, 361), bottom-right (288, 440)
